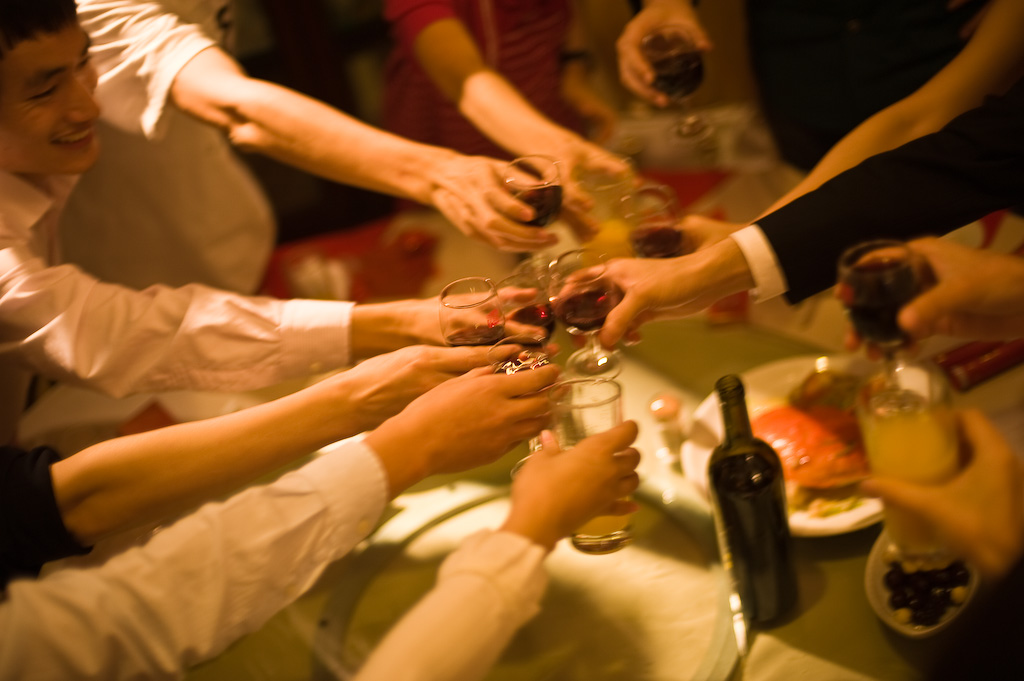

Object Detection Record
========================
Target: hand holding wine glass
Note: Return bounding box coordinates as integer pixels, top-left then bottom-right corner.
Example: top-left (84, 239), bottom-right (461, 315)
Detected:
top-left (837, 240), bottom-right (928, 365)
top-left (495, 268), bottom-right (555, 346)
top-left (548, 249), bottom-right (625, 377)
top-left (640, 24), bottom-right (711, 141)
top-left (439, 276), bottom-right (506, 347)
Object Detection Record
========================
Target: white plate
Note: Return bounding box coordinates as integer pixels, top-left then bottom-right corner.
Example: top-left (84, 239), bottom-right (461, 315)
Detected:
top-left (864, 529), bottom-right (977, 638)
top-left (681, 354), bottom-right (884, 537)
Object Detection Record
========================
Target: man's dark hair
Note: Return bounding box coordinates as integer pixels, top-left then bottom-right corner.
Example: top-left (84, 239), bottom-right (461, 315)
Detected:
top-left (0, 0), bottom-right (77, 60)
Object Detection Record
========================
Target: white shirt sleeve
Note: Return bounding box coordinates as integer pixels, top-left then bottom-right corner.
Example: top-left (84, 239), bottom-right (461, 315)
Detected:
top-left (354, 530), bottom-right (549, 681)
top-left (0, 240), bottom-right (354, 396)
top-left (728, 225), bottom-right (789, 301)
top-left (0, 439), bottom-right (389, 681)
top-left (77, 0), bottom-right (219, 139)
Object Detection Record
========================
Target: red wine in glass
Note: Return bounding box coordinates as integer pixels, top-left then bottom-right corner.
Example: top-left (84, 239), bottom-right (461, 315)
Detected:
top-left (516, 185), bottom-right (564, 228)
top-left (630, 222), bottom-right (685, 258)
top-left (554, 287), bottom-right (624, 333)
top-left (444, 326), bottom-right (506, 347)
top-left (510, 303), bottom-right (555, 343)
top-left (649, 49), bottom-right (704, 101)
top-left (838, 241), bottom-right (922, 349)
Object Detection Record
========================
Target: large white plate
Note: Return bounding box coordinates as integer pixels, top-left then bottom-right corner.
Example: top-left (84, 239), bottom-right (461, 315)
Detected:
top-left (681, 354), bottom-right (884, 537)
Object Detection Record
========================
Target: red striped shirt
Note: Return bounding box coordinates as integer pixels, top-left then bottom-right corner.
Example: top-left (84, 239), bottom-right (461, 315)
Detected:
top-left (382, 0), bottom-right (582, 160)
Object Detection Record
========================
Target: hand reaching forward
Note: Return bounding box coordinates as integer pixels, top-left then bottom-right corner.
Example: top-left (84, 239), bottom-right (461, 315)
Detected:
top-left (334, 345), bottom-right (497, 432)
top-left (617, 0), bottom-right (712, 108)
top-left (367, 364), bottom-right (561, 496)
top-left (503, 421), bottom-right (641, 550)
top-left (860, 410), bottom-right (1024, 581)
top-left (599, 237), bottom-right (756, 347)
top-left (429, 154), bottom-right (562, 252)
top-left (898, 237), bottom-right (1024, 341)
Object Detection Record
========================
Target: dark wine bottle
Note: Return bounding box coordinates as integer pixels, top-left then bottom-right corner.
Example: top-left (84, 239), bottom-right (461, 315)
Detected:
top-left (708, 375), bottom-right (797, 624)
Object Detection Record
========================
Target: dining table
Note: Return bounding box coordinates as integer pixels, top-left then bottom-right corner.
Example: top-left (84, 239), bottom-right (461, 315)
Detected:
top-left (17, 108), bottom-right (1024, 679)
top-left (19, 298), bottom-right (1023, 681)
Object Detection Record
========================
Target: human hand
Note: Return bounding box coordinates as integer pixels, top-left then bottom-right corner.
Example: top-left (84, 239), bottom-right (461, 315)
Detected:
top-left (676, 214), bottom-right (745, 251)
top-left (598, 237), bottom-right (755, 347)
top-left (502, 422), bottom-right (641, 550)
top-left (428, 154), bottom-right (562, 252)
top-left (334, 345), bottom-right (497, 431)
top-left (859, 410), bottom-right (1024, 581)
top-left (896, 237), bottom-right (1024, 342)
top-left (367, 364), bottom-right (561, 495)
top-left (616, 0), bottom-right (712, 108)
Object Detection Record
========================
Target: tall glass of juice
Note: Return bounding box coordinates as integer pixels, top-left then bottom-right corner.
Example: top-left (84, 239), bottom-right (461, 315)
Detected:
top-left (857, 360), bottom-right (958, 560)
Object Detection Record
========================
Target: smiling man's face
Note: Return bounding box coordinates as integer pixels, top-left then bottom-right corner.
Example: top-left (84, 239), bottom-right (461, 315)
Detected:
top-left (0, 22), bottom-right (100, 179)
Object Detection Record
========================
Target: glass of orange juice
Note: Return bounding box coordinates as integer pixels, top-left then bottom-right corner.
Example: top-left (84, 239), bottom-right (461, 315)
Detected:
top-left (857, 360), bottom-right (958, 561)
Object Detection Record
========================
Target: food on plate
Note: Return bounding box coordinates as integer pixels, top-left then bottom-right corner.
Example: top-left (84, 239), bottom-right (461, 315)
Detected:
top-left (751, 367), bottom-right (870, 517)
top-left (752, 404), bottom-right (868, 489)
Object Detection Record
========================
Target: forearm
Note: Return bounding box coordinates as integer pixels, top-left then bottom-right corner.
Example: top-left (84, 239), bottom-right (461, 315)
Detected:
top-left (3, 444), bottom-right (388, 681)
top-left (51, 376), bottom-right (367, 545)
top-left (460, 71), bottom-right (586, 159)
top-left (173, 48), bottom-right (463, 207)
top-left (353, 530), bottom-right (547, 681)
top-left (349, 299), bottom-right (442, 361)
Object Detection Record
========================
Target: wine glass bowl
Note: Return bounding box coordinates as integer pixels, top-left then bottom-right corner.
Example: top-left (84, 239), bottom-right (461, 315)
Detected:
top-left (837, 240), bottom-right (924, 352)
top-left (548, 249), bottom-right (624, 377)
top-left (625, 182), bottom-right (685, 259)
top-left (439, 276), bottom-right (506, 346)
top-left (496, 269), bottom-right (555, 346)
top-left (641, 26), bottom-right (704, 102)
top-left (641, 24), bottom-right (711, 141)
top-left (505, 155), bottom-right (563, 228)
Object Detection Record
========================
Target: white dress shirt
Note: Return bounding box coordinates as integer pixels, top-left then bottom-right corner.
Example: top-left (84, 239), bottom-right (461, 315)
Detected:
top-left (63, 0), bottom-right (276, 293)
top-left (0, 170), bottom-right (353, 443)
top-left (0, 440), bottom-right (549, 681)
top-left (729, 225), bottom-right (790, 301)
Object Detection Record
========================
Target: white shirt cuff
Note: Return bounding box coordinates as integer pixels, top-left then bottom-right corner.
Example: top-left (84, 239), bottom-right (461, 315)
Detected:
top-left (729, 225), bottom-right (788, 301)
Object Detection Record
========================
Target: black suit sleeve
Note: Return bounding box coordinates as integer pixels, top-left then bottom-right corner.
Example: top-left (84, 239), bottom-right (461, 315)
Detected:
top-left (757, 76), bottom-right (1024, 303)
top-left (1, 445), bottom-right (91, 587)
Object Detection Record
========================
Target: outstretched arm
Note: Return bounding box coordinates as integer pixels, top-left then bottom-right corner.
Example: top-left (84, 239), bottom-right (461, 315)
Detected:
top-left (757, 0), bottom-right (1024, 217)
top-left (169, 46), bottom-right (542, 248)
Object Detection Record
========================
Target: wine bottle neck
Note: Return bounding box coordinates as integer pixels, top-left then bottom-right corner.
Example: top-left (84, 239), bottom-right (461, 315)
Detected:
top-left (720, 395), bottom-right (754, 445)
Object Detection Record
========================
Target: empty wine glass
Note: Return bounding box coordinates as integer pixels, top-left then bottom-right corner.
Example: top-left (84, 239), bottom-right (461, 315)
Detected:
top-left (548, 249), bottom-right (624, 378)
top-left (439, 276), bottom-right (505, 346)
top-left (487, 334), bottom-right (553, 375)
top-left (495, 269), bottom-right (555, 346)
top-left (641, 24), bottom-right (712, 143)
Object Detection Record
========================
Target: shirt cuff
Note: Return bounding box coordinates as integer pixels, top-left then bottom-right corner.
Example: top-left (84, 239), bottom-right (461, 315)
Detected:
top-left (729, 225), bottom-right (789, 302)
top-left (280, 299), bottom-right (355, 372)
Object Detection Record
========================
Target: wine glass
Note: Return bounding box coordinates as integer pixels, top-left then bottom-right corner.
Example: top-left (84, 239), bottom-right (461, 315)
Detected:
top-left (641, 24), bottom-right (712, 143)
top-left (438, 276), bottom-right (505, 346)
top-left (837, 240), bottom-right (926, 381)
top-left (505, 155), bottom-right (563, 272)
top-left (548, 249), bottom-right (624, 378)
top-left (548, 378), bottom-right (633, 554)
top-left (495, 269), bottom-right (555, 347)
top-left (487, 335), bottom-right (553, 375)
top-left (626, 182), bottom-right (686, 259)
